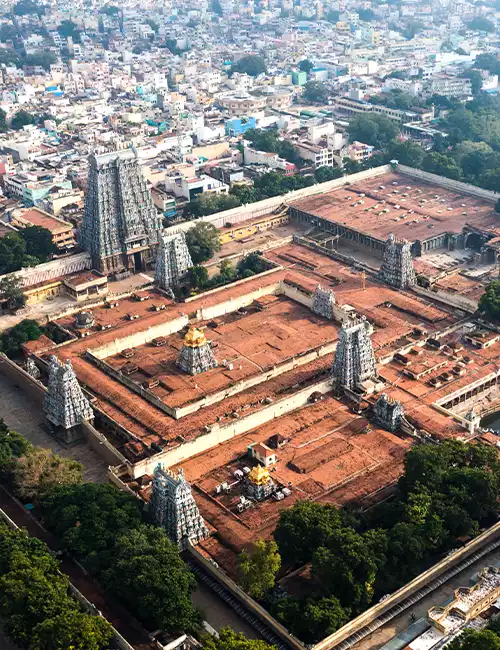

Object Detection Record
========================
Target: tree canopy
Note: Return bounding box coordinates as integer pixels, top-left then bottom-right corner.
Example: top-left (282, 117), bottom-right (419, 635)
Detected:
top-left (238, 539), bottom-right (281, 599)
top-left (0, 274), bottom-right (26, 312)
top-left (467, 16), bottom-right (495, 32)
top-left (1, 319), bottom-right (43, 357)
top-left (204, 627), bottom-right (277, 650)
top-left (348, 114), bottom-right (399, 149)
top-left (479, 281), bottom-right (500, 321)
top-left (101, 524), bottom-right (200, 633)
top-left (0, 523), bottom-right (112, 650)
top-left (272, 441), bottom-right (500, 642)
top-left (184, 192), bottom-right (240, 219)
top-left (185, 221), bottom-right (221, 263)
top-left (11, 110), bottom-right (35, 131)
top-left (298, 59), bottom-right (314, 74)
top-left (232, 55), bottom-right (267, 77)
top-left (302, 80), bottom-right (329, 104)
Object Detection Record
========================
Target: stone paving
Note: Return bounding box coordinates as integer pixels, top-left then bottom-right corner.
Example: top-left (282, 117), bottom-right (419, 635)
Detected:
top-left (0, 373), bottom-right (108, 483)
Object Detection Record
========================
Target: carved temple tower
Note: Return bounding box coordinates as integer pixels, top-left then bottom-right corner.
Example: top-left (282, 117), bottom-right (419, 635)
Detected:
top-left (312, 285), bottom-right (336, 320)
top-left (378, 234), bottom-right (417, 290)
top-left (150, 465), bottom-right (209, 549)
top-left (43, 356), bottom-right (94, 443)
top-left (331, 316), bottom-right (377, 391)
top-left (154, 232), bottom-right (193, 293)
top-left (373, 393), bottom-right (404, 432)
top-left (80, 149), bottom-right (163, 274)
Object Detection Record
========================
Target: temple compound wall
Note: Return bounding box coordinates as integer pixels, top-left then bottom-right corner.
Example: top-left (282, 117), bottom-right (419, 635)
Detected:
top-left (121, 376), bottom-right (333, 479)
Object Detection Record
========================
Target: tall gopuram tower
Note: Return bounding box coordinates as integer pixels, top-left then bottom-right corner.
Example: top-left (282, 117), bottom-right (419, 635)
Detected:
top-left (80, 149), bottom-right (163, 274)
top-left (176, 327), bottom-right (218, 375)
top-left (150, 465), bottom-right (209, 549)
top-left (331, 315), bottom-right (377, 391)
top-left (378, 234), bottom-right (417, 290)
top-left (43, 356), bottom-right (94, 443)
top-left (154, 232), bottom-right (193, 292)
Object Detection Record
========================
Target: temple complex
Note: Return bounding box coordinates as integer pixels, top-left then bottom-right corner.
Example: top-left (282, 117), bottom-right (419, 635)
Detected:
top-left (43, 356), bottom-right (94, 443)
top-left (176, 327), bottom-right (218, 375)
top-left (378, 234), bottom-right (417, 290)
top-left (154, 232), bottom-right (193, 292)
top-left (25, 357), bottom-right (40, 379)
top-left (311, 285), bottom-right (336, 320)
top-left (150, 464), bottom-right (209, 549)
top-left (373, 393), bottom-right (405, 432)
top-left (80, 149), bottom-right (163, 274)
top-left (331, 315), bottom-right (377, 392)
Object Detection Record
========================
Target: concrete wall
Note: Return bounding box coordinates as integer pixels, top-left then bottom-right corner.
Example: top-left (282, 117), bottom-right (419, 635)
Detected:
top-left (125, 377), bottom-right (333, 478)
top-left (399, 165), bottom-right (498, 202)
top-left (197, 281), bottom-right (282, 320)
top-left (164, 166), bottom-right (393, 236)
top-left (90, 314), bottom-right (189, 359)
top-left (10, 252), bottom-right (92, 289)
top-left (413, 285), bottom-right (478, 314)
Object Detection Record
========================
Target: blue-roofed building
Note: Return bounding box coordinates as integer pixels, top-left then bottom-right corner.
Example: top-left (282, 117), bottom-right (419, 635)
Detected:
top-left (225, 116), bottom-right (257, 137)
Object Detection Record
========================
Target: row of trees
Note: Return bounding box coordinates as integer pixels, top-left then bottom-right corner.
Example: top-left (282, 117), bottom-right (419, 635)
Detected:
top-left (183, 171), bottom-right (316, 219)
top-left (346, 94), bottom-right (500, 193)
top-left (0, 523), bottom-right (113, 650)
top-left (269, 441), bottom-right (500, 643)
top-left (0, 416), bottom-right (203, 637)
top-left (185, 252), bottom-right (270, 295)
top-left (0, 226), bottom-right (55, 274)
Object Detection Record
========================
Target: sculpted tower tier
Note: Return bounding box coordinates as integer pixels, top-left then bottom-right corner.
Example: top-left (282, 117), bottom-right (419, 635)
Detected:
top-left (43, 356), bottom-right (93, 443)
top-left (80, 149), bottom-right (163, 274)
top-left (331, 316), bottom-right (376, 391)
top-left (150, 465), bottom-right (209, 549)
top-left (154, 232), bottom-right (193, 292)
top-left (312, 285), bottom-right (336, 320)
top-left (378, 234), bottom-right (417, 290)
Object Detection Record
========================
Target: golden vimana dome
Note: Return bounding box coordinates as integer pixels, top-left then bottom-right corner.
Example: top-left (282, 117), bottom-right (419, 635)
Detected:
top-left (183, 327), bottom-right (208, 348)
top-left (248, 465), bottom-right (271, 486)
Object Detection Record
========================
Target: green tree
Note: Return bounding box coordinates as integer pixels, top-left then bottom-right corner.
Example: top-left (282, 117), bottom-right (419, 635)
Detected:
top-left (0, 566), bottom-right (73, 646)
top-left (480, 282), bottom-right (500, 320)
top-left (10, 447), bottom-right (83, 503)
top-left (358, 8), bottom-right (375, 20)
top-left (326, 9), bottom-right (340, 22)
top-left (0, 274), bottom-right (26, 311)
top-left (387, 140), bottom-right (425, 167)
top-left (24, 51), bottom-right (57, 71)
top-left (422, 152), bottom-right (462, 180)
top-left (236, 252), bottom-right (268, 277)
top-left (186, 265), bottom-right (209, 290)
top-left (1, 319), bottom-right (42, 357)
top-left (460, 69), bottom-right (483, 95)
top-left (11, 109), bottom-right (34, 131)
top-left (348, 114), bottom-right (399, 149)
top-left (274, 596), bottom-right (348, 643)
top-left (447, 630), bottom-right (500, 650)
top-left (211, 0), bottom-right (223, 15)
top-left (298, 59), bottom-right (314, 74)
top-left (302, 80), bottom-right (328, 104)
top-left (185, 222), bottom-right (221, 264)
top-left (232, 55), bottom-right (267, 77)
top-left (39, 483), bottom-right (142, 567)
top-left (0, 419), bottom-right (33, 467)
top-left (13, 0), bottom-right (39, 15)
top-left (218, 259), bottom-right (236, 281)
top-left (0, 232), bottom-right (27, 273)
top-left (475, 53), bottom-right (500, 76)
top-left (238, 539), bottom-right (281, 599)
top-left (0, 108), bottom-right (8, 133)
top-left (314, 166), bottom-right (343, 183)
top-left (274, 500), bottom-right (342, 566)
top-left (0, 24), bottom-right (17, 43)
top-left (184, 193), bottom-right (240, 219)
top-left (30, 610), bottom-right (113, 650)
top-left (102, 524), bottom-right (200, 633)
top-left (204, 627), bottom-right (277, 650)
top-left (467, 16), bottom-right (495, 32)
top-left (20, 226), bottom-right (55, 261)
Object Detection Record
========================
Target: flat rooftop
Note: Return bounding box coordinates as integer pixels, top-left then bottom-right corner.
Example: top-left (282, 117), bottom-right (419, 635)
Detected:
top-left (45, 244), bottom-right (464, 461)
top-left (290, 171), bottom-right (498, 243)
